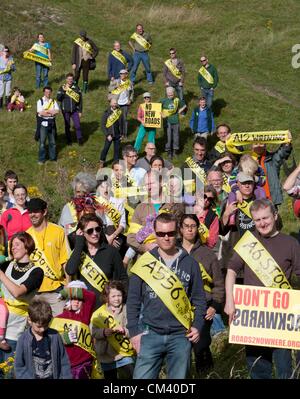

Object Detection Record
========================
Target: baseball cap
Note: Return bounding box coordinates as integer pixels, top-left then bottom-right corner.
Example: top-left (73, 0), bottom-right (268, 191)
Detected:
top-left (27, 198), bottom-right (47, 212)
top-left (143, 92), bottom-right (151, 98)
top-left (119, 69), bottom-right (128, 74)
top-left (236, 172), bottom-right (254, 183)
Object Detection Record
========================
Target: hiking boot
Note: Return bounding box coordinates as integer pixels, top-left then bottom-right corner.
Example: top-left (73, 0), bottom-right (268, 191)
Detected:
top-left (0, 97), bottom-right (3, 109)
top-left (0, 340), bottom-right (11, 352)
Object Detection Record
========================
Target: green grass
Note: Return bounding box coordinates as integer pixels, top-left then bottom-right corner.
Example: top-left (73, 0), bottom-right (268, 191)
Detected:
top-left (0, 1), bottom-right (299, 378)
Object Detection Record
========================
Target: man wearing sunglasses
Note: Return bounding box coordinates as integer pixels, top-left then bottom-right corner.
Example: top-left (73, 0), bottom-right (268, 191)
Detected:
top-left (127, 212), bottom-right (207, 379)
top-left (163, 48), bottom-right (185, 102)
top-left (198, 55), bottom-right (218, 109)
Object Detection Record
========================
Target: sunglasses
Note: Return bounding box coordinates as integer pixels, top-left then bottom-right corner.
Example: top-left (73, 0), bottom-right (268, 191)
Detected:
top-left (0, 188), bottom-right (5, 192)
top-left (155, 231), bottom-right (177, 237)
top-left (204, 194), bottom-right (215, 203)
top-left (200, 59), bottom-right (206, 62)
top-left (170, 52), bottom-right (176, 55)
top-left (84, 226), bottom-right (102, 235)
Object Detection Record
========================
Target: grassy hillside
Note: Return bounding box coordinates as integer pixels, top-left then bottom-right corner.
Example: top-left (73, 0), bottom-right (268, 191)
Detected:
top-left (0, 1), bottom-right (299, 377)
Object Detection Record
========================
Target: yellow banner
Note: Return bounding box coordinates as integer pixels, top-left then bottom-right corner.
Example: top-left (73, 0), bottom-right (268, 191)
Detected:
top-left (162, 97), bottom-right (179, 118)
top-left (43, 99), bottom-right (55, 111)
top-left (106, 108), bottom-right (122, 128)
top-left (50, 318), bottom-right (96, 357)
top-left (214, 140), bottom-right (226, 154)
top-left (111, 79), bottom-right (131, 95)
top-left (226, 131), bottom-right (290, 155)
top-left (23, 51), bottom-right (52, 67)
top-left (65, 86), bottom-right (80, 103)
top-left (229, 284), bottom-right (300, 350)
top-left (111, 50), bottom-right (127, 67)
top-left (237, 200), bottom-right (253, 219)
top-left (199, 263), bottom-right (213, 293)
top-left (5, 298), bottom-right (29, 317)
top-left (0, 61), bottom-right (14, 75)
top-left (79, 252), bottom-right (109, 293)
top-left (113, 186), bottom-right (147, 198)
top-left (199, 66), bottom-right (214, 84)
top-left (94, 195), bottom-right (121, 228)
top-left (91, 305), bottom-right (135, 357)
top-left (130, 33), bottom-right (151, 50)
top-left (74, 38), bottom-right (93, 54)
top-left (234, 231), bottom-right (292, 289)
top-left (142, 102), bottom-right (162, 128)
top-left (164, 59), bottom-right (182, 79)
top-left (32, 43), bottom-right (48, 56)
top-left (222, 174), bottom-right (231, 193)
top-left (185, 156), bottom-right (206, 185)
top-left (198, 222), bottom-right (209, 244)
top-left (131, 252), bottom-right (194, 329)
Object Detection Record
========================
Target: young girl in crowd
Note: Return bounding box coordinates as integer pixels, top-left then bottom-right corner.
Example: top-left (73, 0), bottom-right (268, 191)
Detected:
top-left (7, 87), bottom-right (25, 112)
top-left (92, 281), bottom-right (135, 379)
top-left (54, 280), bottom-right (96, 379)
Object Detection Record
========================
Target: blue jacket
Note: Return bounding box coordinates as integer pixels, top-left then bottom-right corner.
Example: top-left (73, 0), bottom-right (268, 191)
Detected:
top-left (127, 247), bottom-right (207, 337)
top-left (189, 106), bottom-right (214, 133)
top-left (107, 50), bottom-right (133, 80)
top-left (14, 327), bottom-right (72, 379)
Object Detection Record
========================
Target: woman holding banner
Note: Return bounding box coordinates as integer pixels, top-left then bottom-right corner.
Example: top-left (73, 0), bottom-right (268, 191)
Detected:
top-left (65, 214), bottom-right (128, 309)
top-left (133, 92), bottom-right (156, 153)
top-left (27, 33), bottom-right (52, 89)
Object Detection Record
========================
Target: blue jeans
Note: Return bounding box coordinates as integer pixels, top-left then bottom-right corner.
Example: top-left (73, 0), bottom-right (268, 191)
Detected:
top-left (130, 52), bottom-right (153, 83)
top-left (210, 313), bottom-right (226, 336)
top-left (39, 123), bottom-right (56, 162)
top-left (0, 338), bottom-right (17, 379)
top-left (169, 83), bottom-right (184, 102)
top-left (134, 125), bottom-right (156, 152)
top-left (133, 329), bottom-right (191, 379)
top-left (201, 87), bottom-right (214, 108)
top-left (35, 62), bottom-right (49, 88)
top-left (246, 346), bottom-right (292, 379)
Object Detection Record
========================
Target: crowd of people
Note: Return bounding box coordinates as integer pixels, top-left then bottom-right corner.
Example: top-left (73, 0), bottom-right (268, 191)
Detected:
top-left (0, 23), bottom-right (299, 381)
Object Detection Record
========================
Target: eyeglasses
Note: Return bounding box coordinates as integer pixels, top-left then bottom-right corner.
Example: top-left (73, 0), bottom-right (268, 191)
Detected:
top-left (84, 226), bottom-right (102, 235)
top-left (182, 223), bottom-right (197, 230)
top-left (155, 231), bottom-right (177, 237)
top-left (170, 52), bottom-right (176, 55)
top-left (200, 59), bottom-right (207, 62)
top-left (144, 97), bottom-right (151, 99)
top-left (127, 154), bottom-right (138, 158)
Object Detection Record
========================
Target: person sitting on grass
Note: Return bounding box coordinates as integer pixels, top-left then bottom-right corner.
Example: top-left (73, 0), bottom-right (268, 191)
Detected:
top-left (7, 87), bottom-right (25, 112)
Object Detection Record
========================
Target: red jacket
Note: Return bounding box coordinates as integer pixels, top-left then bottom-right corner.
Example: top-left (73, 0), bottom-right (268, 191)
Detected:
top-left (0, 208), bottom-right (32, 240)
top-left (56, 289), bottom-right (96, 367)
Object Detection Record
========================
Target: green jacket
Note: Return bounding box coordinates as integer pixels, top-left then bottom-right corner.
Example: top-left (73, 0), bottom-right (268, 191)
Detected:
top-left (198, 64), bottom-right (219, 89)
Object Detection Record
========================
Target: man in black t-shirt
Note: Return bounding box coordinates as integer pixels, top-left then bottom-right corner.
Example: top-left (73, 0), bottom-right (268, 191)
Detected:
top-left (225, 198), bottom-right (300, 379)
